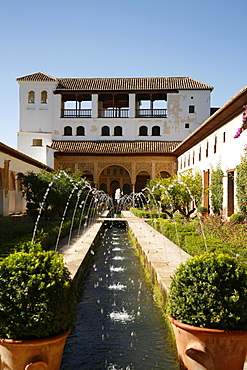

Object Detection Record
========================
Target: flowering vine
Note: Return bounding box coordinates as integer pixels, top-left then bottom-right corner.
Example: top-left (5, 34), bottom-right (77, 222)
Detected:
top-left (234, 105), bottom-right (247, 138)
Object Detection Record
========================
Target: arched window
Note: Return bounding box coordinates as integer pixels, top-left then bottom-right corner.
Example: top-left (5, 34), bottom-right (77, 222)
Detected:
top-left (64, 126), bottom-right (72, 136)
top-left (114, 126), bottom-right (122, 136)
top-left (28, 90), bottom-right (35, 104)
top-left (101, 126), bottom-right (110, 136)
top-left (41, 90), bottom-right (47, 104)
top-left (139, 126), bottom-right (148, 136)
top-left (76, 126), bottom-right (85, 136)
top-left (152, 126), bottom-right (160, 136)
top-left (100, 183), bottom-right (107, 192)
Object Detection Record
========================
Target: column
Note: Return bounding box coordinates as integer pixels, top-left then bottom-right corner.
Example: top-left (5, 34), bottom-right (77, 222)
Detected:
top-left (92, 94), bottom-right (98, 118)
top-left (129, 93), bottom-right (136, 118)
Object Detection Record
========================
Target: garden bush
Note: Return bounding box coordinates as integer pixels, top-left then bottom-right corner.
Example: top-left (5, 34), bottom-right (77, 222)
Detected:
top-left (0, 245), bottom-right (77, 339)
top-left (168, 253), bottom-right (247, 330)
top-left (229, 213), bottom-right (245, 224)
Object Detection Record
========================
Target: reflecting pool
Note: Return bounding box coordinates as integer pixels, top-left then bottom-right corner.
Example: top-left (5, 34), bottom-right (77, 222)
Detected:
top-left (61, 223), bottom-right (178, 370)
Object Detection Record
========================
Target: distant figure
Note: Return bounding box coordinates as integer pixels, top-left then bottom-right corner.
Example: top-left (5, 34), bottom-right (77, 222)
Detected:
top-left (115, 188), bottom-right (121, 203)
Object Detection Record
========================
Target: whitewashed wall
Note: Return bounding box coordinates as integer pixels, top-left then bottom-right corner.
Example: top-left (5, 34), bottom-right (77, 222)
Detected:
top-left (177, 112), bottom-right (247, 217)
top-left (17, 78), bottom-right (211, 164)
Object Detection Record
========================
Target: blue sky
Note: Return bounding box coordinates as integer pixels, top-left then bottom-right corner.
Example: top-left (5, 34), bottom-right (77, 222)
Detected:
top-left (1, 0), bottom-right (246, 149)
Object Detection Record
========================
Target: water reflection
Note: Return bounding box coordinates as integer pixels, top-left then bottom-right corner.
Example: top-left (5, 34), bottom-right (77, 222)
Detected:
top-left (61, 224), bottom-right (178, 369)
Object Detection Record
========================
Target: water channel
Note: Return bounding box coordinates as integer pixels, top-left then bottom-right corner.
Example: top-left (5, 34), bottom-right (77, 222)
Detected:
top-left (61, 222), bottom-right (179, 369)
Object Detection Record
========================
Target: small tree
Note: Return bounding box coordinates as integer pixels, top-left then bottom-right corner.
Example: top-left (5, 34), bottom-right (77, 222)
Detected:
top-left (236, 152), bottom-right (247, 216)
top-left (210, 163), bottom-right (223, 215)
top-left (17, 169), bottom-right (88, 219)
top-left (146, 171), bottom-right (202, 218)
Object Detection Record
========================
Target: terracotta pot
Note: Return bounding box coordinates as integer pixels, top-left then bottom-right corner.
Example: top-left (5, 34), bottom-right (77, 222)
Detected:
top-left (168, 315), bottom-right (247, 370)
top-left (0, 328), bottom-right (70, 370)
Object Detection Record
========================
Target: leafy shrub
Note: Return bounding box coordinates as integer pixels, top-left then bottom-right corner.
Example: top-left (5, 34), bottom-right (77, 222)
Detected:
top-left (0, 245), bottom-right (77, 339)
top-left (197, 206), bottom-right (208, 212)
top-left (168, 253), bottom-right (247, 330)
top-left (183, 234), bottom-right (229, 256)
top-left (130, 208), bottom-right (167, 219)
top-left (229, 213), bottom-right (245, 224)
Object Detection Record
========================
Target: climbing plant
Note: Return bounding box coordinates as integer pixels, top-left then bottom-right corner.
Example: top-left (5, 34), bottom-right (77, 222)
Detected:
top-left (210, 163), bottom-right (223, 215)
top-left (236, 152), bottom-right (247, 216)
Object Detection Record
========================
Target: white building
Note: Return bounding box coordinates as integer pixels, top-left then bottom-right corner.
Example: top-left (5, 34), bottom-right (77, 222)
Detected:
top-left (0, 142), bottom-right (53, 216)
top-left (174, 86), bottom-right (247, 218)
top-left (17, 72), bottom-right (213, 168)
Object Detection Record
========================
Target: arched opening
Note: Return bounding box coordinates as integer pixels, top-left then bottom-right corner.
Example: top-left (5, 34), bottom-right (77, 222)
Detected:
top-left (110, 180), bottom-right (120, 199)
top-left (136, 171), bottom-right (150, 193)
top-left (76, 126), bottom-right (85, 136)
top-left (100, 183), bottom-right (107, 193)
top-left (99, 165), bottom-right (131, 198)
top-left (152, 126), bottom-right (160, 136)
top-left (114, 126), bottom-right (123, 136)
top-left (123, 183), bottom-right (131, 195)
top-left (101, 126), bottom-right (110, 136)
top-left (158, 171), bottom-right (171, 179)
top-left (41, 90), bottom-right (47, 104)
top-left (64, 126), bottom-right (72, 136)
top-left (28, 90), bottom-right (35, 104)
top-left (139, 126), bottom-right (148, 136)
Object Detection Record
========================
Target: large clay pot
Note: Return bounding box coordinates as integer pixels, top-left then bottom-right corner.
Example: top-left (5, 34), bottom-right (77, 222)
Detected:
top-left (168, 315), bottom-right (247, 370)
top-left (0, 329), bottom-right (70, 370)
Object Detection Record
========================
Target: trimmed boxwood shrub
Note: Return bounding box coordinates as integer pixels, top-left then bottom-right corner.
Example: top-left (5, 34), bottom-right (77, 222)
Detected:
top-left (0, 245), bottom-right (77, 339)
top-left (168, 253), bottom-right (247, 330)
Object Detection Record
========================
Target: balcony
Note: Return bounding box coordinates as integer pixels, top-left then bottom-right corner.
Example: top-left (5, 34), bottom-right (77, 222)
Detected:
top-left (136, 109), bottom-right (167, 118)
top-left (98, 108), bottom-right (129, 118)
top-left (61, 108), bottom-right (167, 118)
top-left (61, 109), bottom-right (92, 118)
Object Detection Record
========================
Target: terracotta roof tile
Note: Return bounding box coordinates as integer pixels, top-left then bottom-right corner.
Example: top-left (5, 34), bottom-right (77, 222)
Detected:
top-left (16, 73), bottom-right (213, 91)
top-left (49, 140), bottom-right (181, 154)
top-left (56, 77), bottom-right (213, 92)
top-left (16, 72), bottom-right (57, 82)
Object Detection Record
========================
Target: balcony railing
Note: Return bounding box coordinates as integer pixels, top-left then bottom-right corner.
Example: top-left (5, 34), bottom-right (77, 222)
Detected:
top-left (61, 109), bottom-right (92, 118)
top-left (98, 108), bottom-right (129, 118)
top-left (136, 109), bottom-right (167, 118)
top-left (61, 108), bottom-right (167, 118)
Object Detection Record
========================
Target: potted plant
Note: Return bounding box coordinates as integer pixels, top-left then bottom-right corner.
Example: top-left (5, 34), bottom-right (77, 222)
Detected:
top-left (0, 243), bottom-right (77, 370)
top-left (167, 252), bottom-right (247, 370)
top-left (197, 206), bottom-right (208, 217)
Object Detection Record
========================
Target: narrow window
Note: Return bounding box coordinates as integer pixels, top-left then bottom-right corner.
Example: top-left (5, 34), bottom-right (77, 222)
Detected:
top-left (214, 136), bottom-right (217, 153)
top-left (206, 143), bottom-right (208, 157)
top-left (41, 90), bottom-right (47, 104)
top-left (32, 139), bottom-right (42, 146)
top-left (101, 126), bottom-right (110, 136)
top-left (223, 132), bottom-right (226, 143)
top-left (139, 126), bottom-right (148, 136)
top-left (189, 105), bottom-right (195, 113)
top-left (185, 123), bottom-right (190, 129)
top-left (76, 126), bottom-right (85, 136)
top-left (28, 91), bottom-right (35, 104)
top-left (152, 126), bottom-right (160, 136)
top-left (114, 126), bottom-right (122, 136)
top-left (193, 150), bottom-right (195, 164)
top-left (199, 146), bottom-right (201, 161)
top-left (188, 153), bottom-right (190, 166)
top-left (64, 126), bottom-right (72, 136)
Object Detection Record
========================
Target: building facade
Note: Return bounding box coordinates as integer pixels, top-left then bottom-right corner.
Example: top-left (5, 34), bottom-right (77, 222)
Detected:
top-left (174, 86), bottom-right (247, 218)
top-left (0, 142), bottom-right (52, 216)
top-left (16, 72), bottom-right (213, 195)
